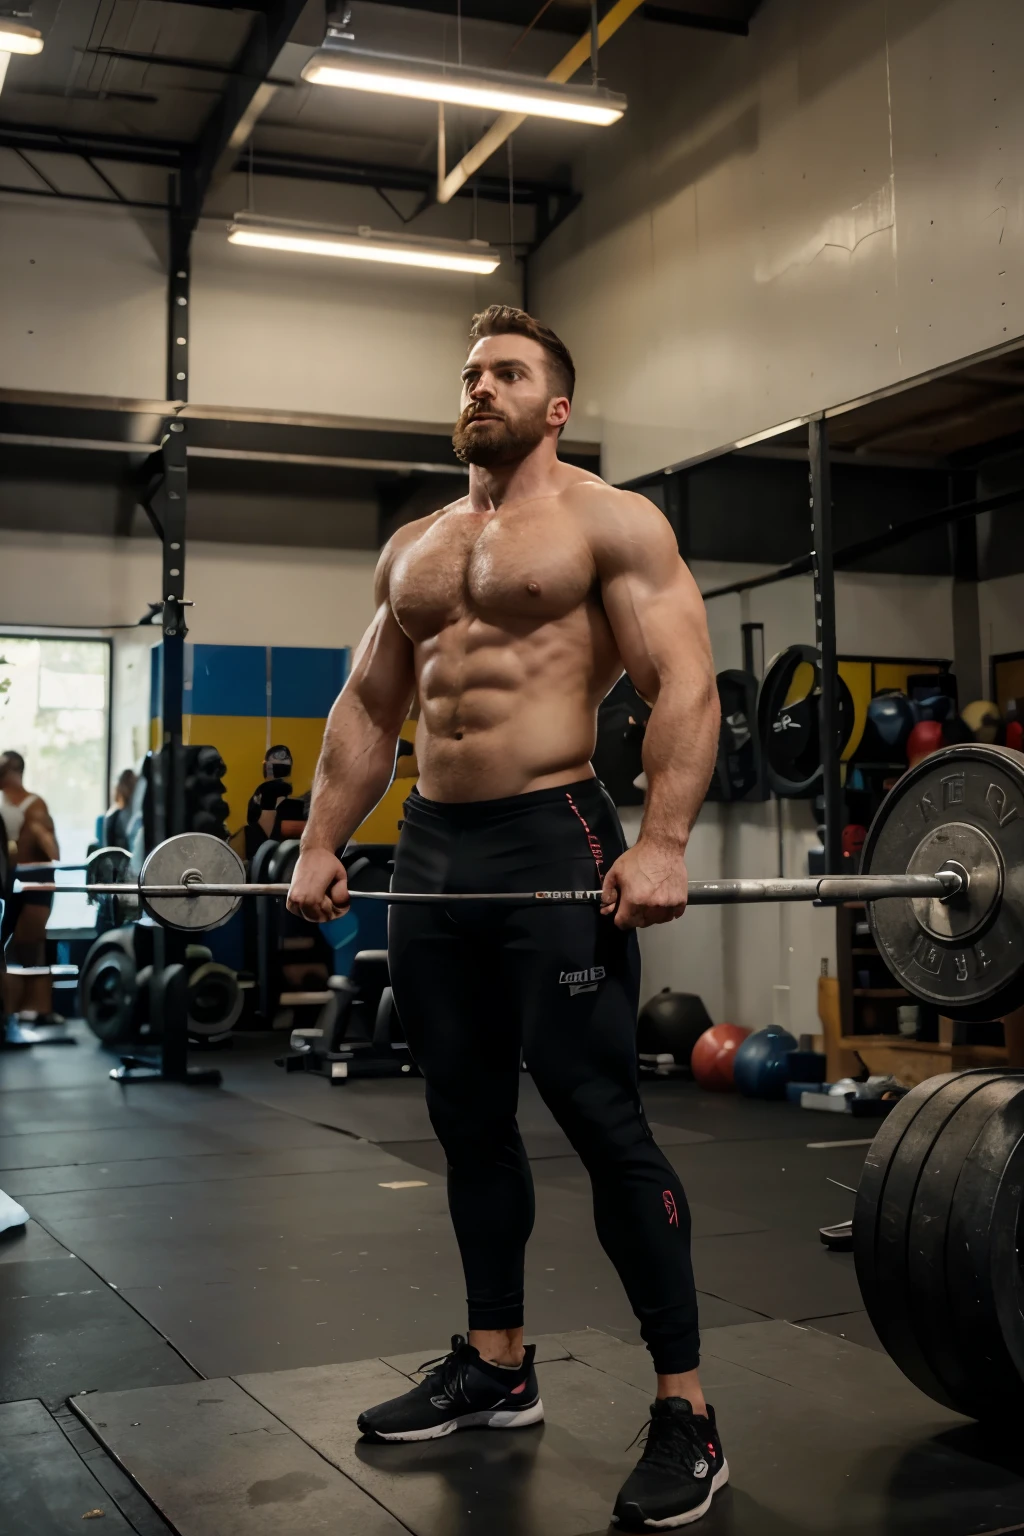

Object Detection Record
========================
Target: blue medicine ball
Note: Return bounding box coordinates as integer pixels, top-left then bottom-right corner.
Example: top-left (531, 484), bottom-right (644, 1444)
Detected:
top-left (733, 1025), bottom-right (798, 1100)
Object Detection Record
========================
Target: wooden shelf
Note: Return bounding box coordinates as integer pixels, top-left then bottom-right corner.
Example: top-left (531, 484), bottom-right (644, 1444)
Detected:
top-left (840, 1035), bottom-right (945, 1052)
top-left (853, 988), bottom-right (908, 998)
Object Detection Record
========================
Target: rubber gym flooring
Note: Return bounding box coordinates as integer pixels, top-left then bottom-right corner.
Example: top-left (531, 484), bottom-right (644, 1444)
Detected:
top-left (2, 1028), bottom-right (1022, 1535)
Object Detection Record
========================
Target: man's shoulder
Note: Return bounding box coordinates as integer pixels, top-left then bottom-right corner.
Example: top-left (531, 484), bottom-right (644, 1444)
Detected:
top-left (559, 477), bottom-right (671, 549)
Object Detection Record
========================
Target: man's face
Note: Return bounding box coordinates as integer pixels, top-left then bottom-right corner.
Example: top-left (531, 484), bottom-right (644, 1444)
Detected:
top-left (453, 334), bottom-right (568, 467)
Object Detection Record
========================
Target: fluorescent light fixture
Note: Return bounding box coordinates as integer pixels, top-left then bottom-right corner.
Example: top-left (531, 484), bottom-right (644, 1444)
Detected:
top-left (0, 17), bottom-right (44, 53)
top-left (227, 214), bottom-right (501, 275)
top-left (301, 45), bottom-right (626, 126)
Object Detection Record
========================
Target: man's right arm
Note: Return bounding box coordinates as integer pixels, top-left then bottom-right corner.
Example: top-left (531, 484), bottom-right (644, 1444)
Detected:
top-left (287, 543), bottom-right (416, 922)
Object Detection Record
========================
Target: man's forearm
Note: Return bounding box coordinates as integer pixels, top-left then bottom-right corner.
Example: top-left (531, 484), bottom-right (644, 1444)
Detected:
top-left (301, 695), bottom-right (402, 854)
top-left (637, 677), bottom-right (720, 851)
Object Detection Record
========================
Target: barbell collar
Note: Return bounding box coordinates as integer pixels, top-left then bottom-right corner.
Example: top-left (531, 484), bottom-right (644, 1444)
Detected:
top-left (13, 870), bottom-right (963, 905)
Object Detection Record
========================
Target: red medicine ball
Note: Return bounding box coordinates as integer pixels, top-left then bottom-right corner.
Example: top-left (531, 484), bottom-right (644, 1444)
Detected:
top-left (907, 719), bottom-right (944, 768)
top-left (691, 1023), bottom-right (751, 1092)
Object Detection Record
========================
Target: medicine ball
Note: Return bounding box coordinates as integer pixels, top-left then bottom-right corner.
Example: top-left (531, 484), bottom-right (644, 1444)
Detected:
top-left (961, 699), bottom-right (1002, 744)
top-left (861, 692), bottom-right (915, 761)
top-left (637, 989), bottom-right (713, 1074)
top-left (691, 1023), bottom-right (751, 1092)
top-left (907, 718), bottom-right (944, 768)
top-left (733, 1025), bottom-right (798, 1099)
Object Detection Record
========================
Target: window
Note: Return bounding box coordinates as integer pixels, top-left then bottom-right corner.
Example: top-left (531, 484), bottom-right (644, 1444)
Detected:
top-left (0, 636), bottom-right (111, 929)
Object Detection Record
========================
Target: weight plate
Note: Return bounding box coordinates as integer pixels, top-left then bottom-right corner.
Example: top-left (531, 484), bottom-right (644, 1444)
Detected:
top-left (85, 846), bottom-right (131, 887)
top-left (79, 945), bottom-right (137, 1045)
top-left (187, 961), bottom-right (243, 1037)
top-left (268, 838), bottom-right (301, 887)
top-left (854, 1071), bottom-right (988, 1411)
top-left (863, 744), bottom-right (1024, 1018)
top-left (139, 831), bottom-right (245, 932)
top-left (947, 1079), bottom-right (1024, 1417)
top-left (757, 644), bottom-right (854, 798)
top-left (904, 1074), bottom-right (1024, 1416)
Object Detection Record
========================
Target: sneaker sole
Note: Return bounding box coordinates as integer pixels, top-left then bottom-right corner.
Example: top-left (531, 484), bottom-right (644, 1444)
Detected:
top-left (612, 1460), bottom-right (730, 1529)
top-left (362, 1399), bottom-right (544, 1442)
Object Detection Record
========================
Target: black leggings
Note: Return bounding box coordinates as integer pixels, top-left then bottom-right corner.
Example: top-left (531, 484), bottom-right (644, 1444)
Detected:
top-left (388, 778), bottom-right (699, 1375)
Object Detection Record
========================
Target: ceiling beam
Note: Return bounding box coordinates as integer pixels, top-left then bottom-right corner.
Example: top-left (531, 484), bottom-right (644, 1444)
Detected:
top-left (180, 0), bottom-right (309, 238)
top-left (244, 147), bottom-right (572, 205)
top-left (0, 123), bottom-right (184, 167)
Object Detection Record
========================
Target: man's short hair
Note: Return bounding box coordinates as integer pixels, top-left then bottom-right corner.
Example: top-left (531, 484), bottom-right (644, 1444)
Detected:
top-left (468, 305), bottom-right (575, 407)
top-left (0, 751), bottom-right (24, 776)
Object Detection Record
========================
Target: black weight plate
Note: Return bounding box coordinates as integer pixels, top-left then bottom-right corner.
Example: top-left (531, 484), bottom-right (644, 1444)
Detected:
top-left (863, 744), bottom-right (1024, 1017)
top-left (757, 645), bottom-right (854, 797)
top-left (268, 838), bottom-right (301, 887)
top-left (854, 1072), bottom-right (962, 1337)
top-left (946, 1075), bottom-right (1024, 1418)
top-left (904, 1073), bottom-right (1024, 1416)
top-left (79, 946), bottom-right (137, 1045)
top-left (249, 838), bottom-right (279, 887)
top-left (855, 1071), bottom-right (992, 1410)
top-left (187, 962), bottom-right (242, 1037)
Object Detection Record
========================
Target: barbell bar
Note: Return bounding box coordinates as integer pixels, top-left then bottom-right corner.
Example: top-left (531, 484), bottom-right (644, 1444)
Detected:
top-left (16, 871), bottom-right (965, 906)
top-left (13, 744), bottom-right (1024, 1020)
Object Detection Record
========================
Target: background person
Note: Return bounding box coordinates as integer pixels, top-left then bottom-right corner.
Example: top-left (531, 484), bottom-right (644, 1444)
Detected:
top-left (102, 767), bottom-right (138, 851)
top-left (245, 744), bottom-right (294, 859)
top-left (0, 751), bottom-right (60, 1024)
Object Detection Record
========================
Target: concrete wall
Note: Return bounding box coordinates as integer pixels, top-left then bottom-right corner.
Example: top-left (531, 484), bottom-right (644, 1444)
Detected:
top-left (0, 187), bottom-right (521, 423)
top-left (980, 571), bottom-right (1024, 687)
top-left (533, 0), bottom-right (1024, 482)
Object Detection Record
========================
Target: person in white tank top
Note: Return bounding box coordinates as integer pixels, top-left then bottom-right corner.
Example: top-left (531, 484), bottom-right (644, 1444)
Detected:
top-left (1, 751), bottom-right (60, 1024)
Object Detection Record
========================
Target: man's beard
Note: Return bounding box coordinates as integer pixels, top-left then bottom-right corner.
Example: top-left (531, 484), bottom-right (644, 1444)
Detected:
top-left (452, 402), bottom-right (547, 466)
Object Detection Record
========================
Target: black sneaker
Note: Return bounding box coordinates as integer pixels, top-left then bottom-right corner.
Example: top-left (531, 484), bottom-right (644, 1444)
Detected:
top-left (357, 1334), bottom-right (544, 1442)
top-left (612, 1398), bottom-right (728, 1529)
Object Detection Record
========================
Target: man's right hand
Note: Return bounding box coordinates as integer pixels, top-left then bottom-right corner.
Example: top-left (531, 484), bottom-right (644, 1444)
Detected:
top-left (286, 846), bottom-right (350, 924)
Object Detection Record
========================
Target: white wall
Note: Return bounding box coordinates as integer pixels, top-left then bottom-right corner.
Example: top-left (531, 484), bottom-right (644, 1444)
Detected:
top-left (980, 571), bottom-right (1024, 685)
top-left (0, 188), bottom-right (521, 424)
top-left (0, 199), bottom-right (168, 400)
top-left (0, 530), bottom-right (379, 644)
top-left (533, 0), bottom-right (1024, 482)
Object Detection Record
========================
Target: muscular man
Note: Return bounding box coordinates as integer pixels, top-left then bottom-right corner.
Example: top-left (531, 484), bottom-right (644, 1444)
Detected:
top-left (289, 306), bottom-right (722, 1531)
top-left (0, 751), bottom-right (60, 1022)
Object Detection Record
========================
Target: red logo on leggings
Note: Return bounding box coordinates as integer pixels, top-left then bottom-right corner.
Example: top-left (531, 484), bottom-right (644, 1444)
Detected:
top-left (663, 1190), bottom-right (679, 1227)
top-left (565, 793), bottom-right (604, 877)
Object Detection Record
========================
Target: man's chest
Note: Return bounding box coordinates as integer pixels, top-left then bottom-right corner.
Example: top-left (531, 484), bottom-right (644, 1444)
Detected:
top-left (390, 510), bottom-right (595, 639)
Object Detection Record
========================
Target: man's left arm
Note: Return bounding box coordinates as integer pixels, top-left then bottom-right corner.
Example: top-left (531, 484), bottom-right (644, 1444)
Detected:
top-left (592, 489), bottom-right (719, 928)
top-left (25, 799), bottom-right (59, 863)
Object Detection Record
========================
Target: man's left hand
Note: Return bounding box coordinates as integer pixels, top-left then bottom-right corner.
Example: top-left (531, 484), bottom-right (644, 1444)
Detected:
top-left (600, 841), bottom-right (688, 929)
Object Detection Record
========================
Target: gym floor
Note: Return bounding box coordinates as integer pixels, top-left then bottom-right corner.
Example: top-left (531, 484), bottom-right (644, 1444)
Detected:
top-left (3, 1031), bottom-right (1022, 1536)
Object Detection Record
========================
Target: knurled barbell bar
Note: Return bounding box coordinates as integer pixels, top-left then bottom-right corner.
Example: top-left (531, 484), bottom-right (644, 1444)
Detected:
top-left (15, 744), bottom-right (1024, 1021)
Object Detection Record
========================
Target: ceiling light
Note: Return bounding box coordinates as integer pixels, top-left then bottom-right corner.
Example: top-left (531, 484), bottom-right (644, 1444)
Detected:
top-left (0, 18), bottom-right (44, 54)
top-left (301, 45), bottom-right (626, 126)
top-left (227, 214), bottom-right (501, 275)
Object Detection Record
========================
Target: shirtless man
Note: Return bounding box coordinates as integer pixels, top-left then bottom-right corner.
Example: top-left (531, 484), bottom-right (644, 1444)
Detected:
top-left (288, 306), bottom-right (722, 1530)
top-left (0, 751), bottom-right (60, 1021)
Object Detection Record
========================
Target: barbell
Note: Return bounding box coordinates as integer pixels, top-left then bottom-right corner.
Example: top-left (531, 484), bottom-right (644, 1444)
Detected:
top-left (15, 743), bottom-right (1024, 1021)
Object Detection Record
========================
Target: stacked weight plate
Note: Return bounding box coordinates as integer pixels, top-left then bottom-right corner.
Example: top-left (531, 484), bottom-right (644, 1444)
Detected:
top-left (854, 1068), bottom-right (1024, 1419)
